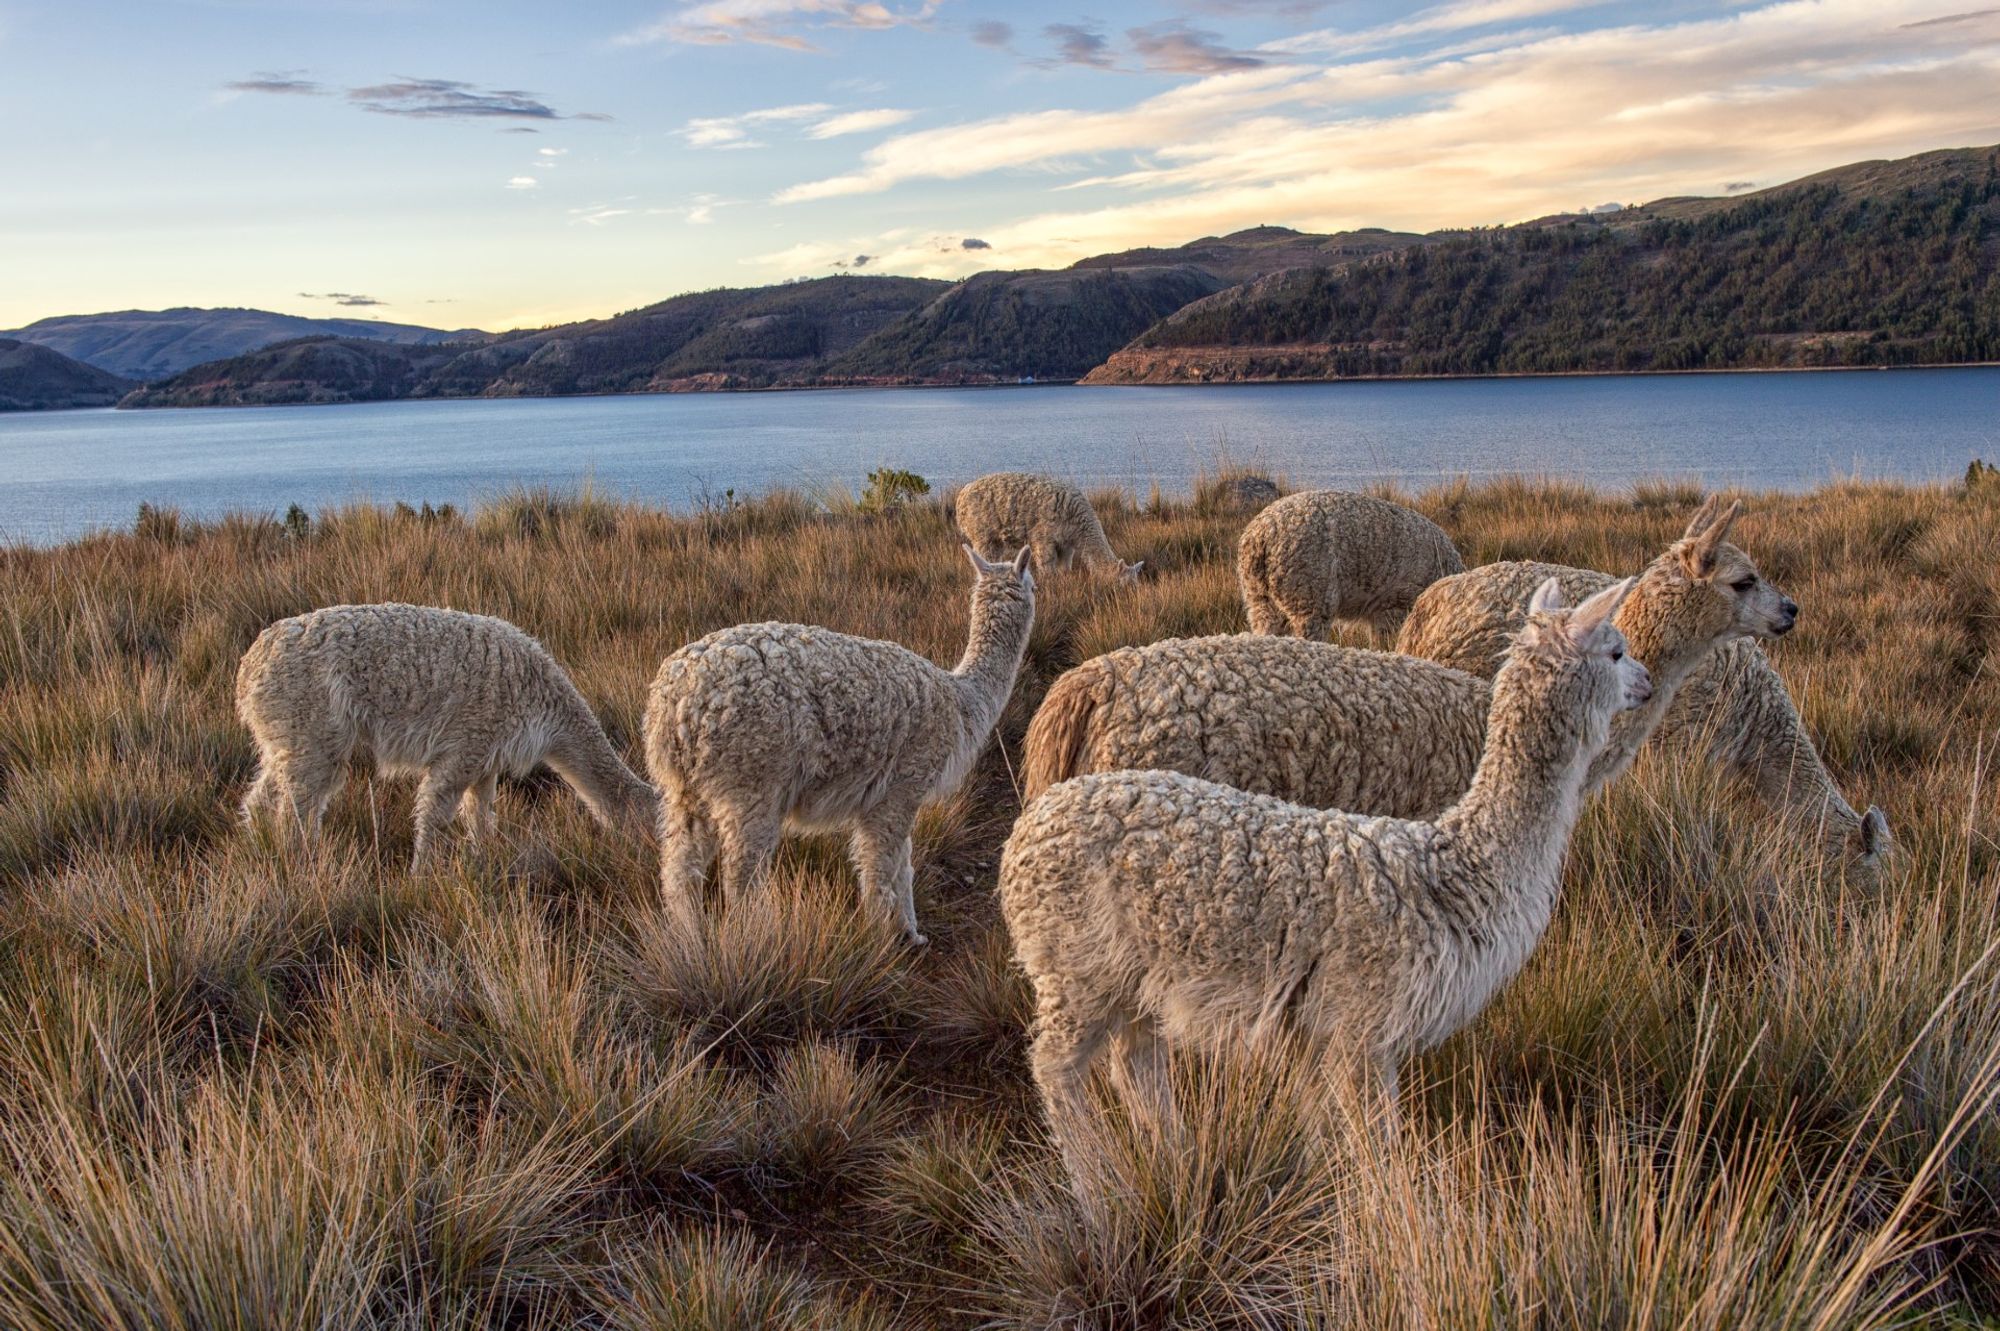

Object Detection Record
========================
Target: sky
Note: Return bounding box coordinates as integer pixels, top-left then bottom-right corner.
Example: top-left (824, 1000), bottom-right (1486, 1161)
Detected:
top-left (4, 0), bottom-right (1999, 332)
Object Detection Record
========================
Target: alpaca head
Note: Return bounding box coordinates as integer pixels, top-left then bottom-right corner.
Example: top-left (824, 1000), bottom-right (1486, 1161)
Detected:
top-left (962, 542), bottom-right (1037, 611)
top-left (1624, 498), bottom-right (1797, 660)
top-left (1508, 577), bottom-right (1654, 738)
top-left (1112, 558), bottom-right (1145, 587)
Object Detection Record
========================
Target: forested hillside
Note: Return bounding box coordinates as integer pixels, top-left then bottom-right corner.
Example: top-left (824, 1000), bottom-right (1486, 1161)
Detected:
top-left (1088, 145), bottom-right (2000, 383)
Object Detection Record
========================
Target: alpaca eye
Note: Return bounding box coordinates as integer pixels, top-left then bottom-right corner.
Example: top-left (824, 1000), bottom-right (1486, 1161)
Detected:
top-left (1732, 576), bottom-right (1757, 591)
top-left (1611, 648), bottom-right (1623, 661)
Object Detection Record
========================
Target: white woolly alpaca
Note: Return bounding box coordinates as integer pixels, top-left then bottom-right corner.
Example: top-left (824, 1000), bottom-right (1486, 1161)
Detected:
top-left (1398, 546), bottom-right (1891, 874)
top-left (1024, 500), bottom-right (1791, 818)
top-left (950, 472), bottom-right (1142, 583)
top-left (644, 545), bottom-right (1036, 945)
top-left (1000, 577), bottom-right (1650, 1155)
top-left (1237, 489), bottom-right (1464, 641)
top-left (236, 603), bottom-right (658, 867)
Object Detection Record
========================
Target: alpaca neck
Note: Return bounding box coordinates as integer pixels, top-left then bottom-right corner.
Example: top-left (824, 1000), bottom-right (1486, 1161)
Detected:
top-left (951, 589), bottom-right (1034, 737)
top-left (1440, 662), bottom-right (1603, 926)
top-left (1582, 574), bottom-right (1714, 795)
top-left (1077, 520), bottom-right (1121, 571)
top-left (546, 715), bottom-right (653, 828)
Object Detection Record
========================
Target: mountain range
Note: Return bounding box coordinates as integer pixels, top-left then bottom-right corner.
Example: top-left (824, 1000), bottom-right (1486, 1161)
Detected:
top-left (0, 339), bottom-right (136, 411)
top-left (8, 141), bottom-right (1995, 411)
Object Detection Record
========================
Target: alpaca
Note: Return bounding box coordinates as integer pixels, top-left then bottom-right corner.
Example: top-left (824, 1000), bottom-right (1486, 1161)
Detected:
top-left (644, 544), bottom-right (1036, 945)
top-left (1023, 499), bottom-right (1790, 817)
top-left (1000, 577), bottom-right (1649, 1155)
top-left (950, 472), bottom-right (1142, 583)
top-left (1398, 543), bottom-right (1891, 873)
top-left (1237, 489), bottom-right (1464, 641)
top-left (236, 603), bottom-right (657, 866)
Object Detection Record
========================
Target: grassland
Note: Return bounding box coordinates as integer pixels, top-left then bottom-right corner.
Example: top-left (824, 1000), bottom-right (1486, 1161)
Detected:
top-left (0, 471), bottom-right (1995, 1329)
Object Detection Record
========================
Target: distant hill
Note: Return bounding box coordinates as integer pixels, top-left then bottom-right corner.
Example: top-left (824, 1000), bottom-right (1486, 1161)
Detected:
top-left (1086, 144), bottom-right (2000, 384)
top-left (3, 308), bottom-right (485, 381)
top-left (0, 339), bottom-right (136, 411)
top-left (827, 266), bottom-right (1229, 383)
top-left (1070, 226), bottom-right (1424, 282)
top-left (122, 277), bottom-right (951, 407)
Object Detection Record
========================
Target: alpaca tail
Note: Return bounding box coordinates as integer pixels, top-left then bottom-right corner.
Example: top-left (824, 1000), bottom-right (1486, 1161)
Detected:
top-left (1021, 658), bottom-right (1116, 804)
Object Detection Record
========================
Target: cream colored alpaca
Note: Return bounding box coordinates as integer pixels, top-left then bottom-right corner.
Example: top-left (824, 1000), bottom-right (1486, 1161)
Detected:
top-left (950, 472), bottom-right (1141, 582)
top-left (644, 545), bottom-right (1036, 945)
top-left (236, 603), bottom-right (657, 866)
top-left (1023, 500), bottom-right (1790, 816)
top-left (1398, 544), bottom-right (1891, 873)
top-left (1237, 489), bottom-right (1463, 641)
top-left (1000, 577), bottom-right (1649, 1156)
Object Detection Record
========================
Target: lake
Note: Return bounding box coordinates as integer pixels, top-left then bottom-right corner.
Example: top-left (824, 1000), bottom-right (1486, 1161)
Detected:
top-left (1, 369), bottom-right (1995, 545)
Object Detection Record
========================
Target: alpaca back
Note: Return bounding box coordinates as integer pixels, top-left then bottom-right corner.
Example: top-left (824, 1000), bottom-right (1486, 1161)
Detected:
top-left (1240, 491), bottom-right (1463, 632)
top-left (1020, 636), bottom-right (1489, 815)
top-left (645, 622), bottom-right (962, 827)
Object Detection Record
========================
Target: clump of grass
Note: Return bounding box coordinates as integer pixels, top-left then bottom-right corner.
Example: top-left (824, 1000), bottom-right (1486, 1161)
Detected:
top-left (589, 1224), bottom-right (896, 1331)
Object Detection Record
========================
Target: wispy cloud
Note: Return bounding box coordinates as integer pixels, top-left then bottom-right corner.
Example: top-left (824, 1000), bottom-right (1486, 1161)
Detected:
top-left (1041, 22), bottom-right (1115, 68)
top-left (682, 102), bottom-right (832, 148)
top-left (618, 0), bottom-right (940, 51)
top-left (971, 19), bottom-right (1013, 47)
top-left (298, 291), bottom-right (384, 306)
top-left (806, 107), bottom-right (916, 137)
top-left (1127, 23), bottom-right (1267, 73)
top-left (225, 71), bottom-right (327, 96)
top-left (505, 176), bottom-right (539, 190)
top-left (960, 236), bottom-right (992, 249)
top-left (349, 77), bottom-right (608, 121)
top-left (226, 73), bottom-right (608, 122)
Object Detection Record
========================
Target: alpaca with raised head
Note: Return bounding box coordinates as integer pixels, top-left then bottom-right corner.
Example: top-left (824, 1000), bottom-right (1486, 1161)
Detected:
top-left (950, 472), bottom-right (1142, 583)
top-left (236, 603), bottom-right (657, 866)
top-left (1398, 533), bottom-right (1890, 873)
top-left (644, 545), bottom-right (1036, 945)
top-left (1238, 489), bottom-right (1463, 641)
top-left (1000, 577), bottom-right (1649, 1154)
top-left (1024, 499), bottom-right (1790, 819)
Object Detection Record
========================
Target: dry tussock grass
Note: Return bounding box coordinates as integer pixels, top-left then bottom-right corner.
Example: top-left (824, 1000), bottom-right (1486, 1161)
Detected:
top-left (0, 472), bottom-right (1994, 1328)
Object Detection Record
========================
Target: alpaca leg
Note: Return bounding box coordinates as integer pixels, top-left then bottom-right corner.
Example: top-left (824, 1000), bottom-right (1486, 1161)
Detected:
top-left (714, 805), bottom-right (781, 905)
top-left (1107, 1013), bottom-right (1175, 1131)
top-left (1243, 589), bottom-right (1286, 636)
top-left (1289, 611), bottom-right (1334, 642)
top-left (458, 773), bottom-right (499, 845)
top-left (282, 753), bottom-right (347, 842)
top-left (411, 766), bottom-right (476, 869)
top-left (1028, 981), bottom-right (1119, 1179)
top-left (239, 759), bottom-right (280, 827)
top-left (658, 794), bottom-right (718, 911)
top-left (850, 810), bottom-right (924, 945)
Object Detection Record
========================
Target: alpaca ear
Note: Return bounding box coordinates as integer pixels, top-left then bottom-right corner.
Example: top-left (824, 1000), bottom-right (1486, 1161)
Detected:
top-left (1681, 495), bottom-right (1722, 541)
top-left (1012, 545), bottom-right (1033, 576)
top-left (1858, 805), bottom-right (1891, 858)
top-left (1568, 576), bottom-right (1636, 639)
top-left (1527, 577), bottom-right (1568, 616)
top-left (1683, 499), bottom-right (1743, 576)
top-left (962, 542), bottom-right (989, 576)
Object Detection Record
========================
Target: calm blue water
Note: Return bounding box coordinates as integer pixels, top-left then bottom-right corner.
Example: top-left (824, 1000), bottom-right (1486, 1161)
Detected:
top-left (1, 370), bottom-right (1994, 545)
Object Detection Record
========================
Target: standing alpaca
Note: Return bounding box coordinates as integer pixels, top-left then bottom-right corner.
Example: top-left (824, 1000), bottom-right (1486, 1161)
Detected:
top-left (1238, 489), bottom-right (1464, 641)
top-left (1398, 545), bottom-right (1890, 873)
top-left (950, 473), bottom-right (1142, 583)
top-left (1000, 577), bottom-right (1650, 1153)
top-left (1023, 499), bottom-right (1790, 818)
top-left (644, 545), bottom-right (1036, 945)
top-left (236, 604), bottom-right (658, 867)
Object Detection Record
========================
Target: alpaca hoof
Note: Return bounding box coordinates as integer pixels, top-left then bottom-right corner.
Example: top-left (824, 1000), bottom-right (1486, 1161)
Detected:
top-left (906, 930), bottom-right (929, 948)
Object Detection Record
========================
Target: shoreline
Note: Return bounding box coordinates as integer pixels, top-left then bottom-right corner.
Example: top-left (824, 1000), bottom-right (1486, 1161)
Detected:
top-left (10, 358), bottom-right (1987, 415)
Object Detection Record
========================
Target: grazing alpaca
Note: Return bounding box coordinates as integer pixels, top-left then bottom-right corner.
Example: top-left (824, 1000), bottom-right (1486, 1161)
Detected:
top-left (644, 545), bottom-right (1036, 945)
top-left (999, 577), bottom-right (1649, 1158)
top-left (1237, 489), bottom-right (1463, 642)
top-left (236, 603), bottom-right (657, 866)
top-left (950, 472), bottom-right (1142, 583)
